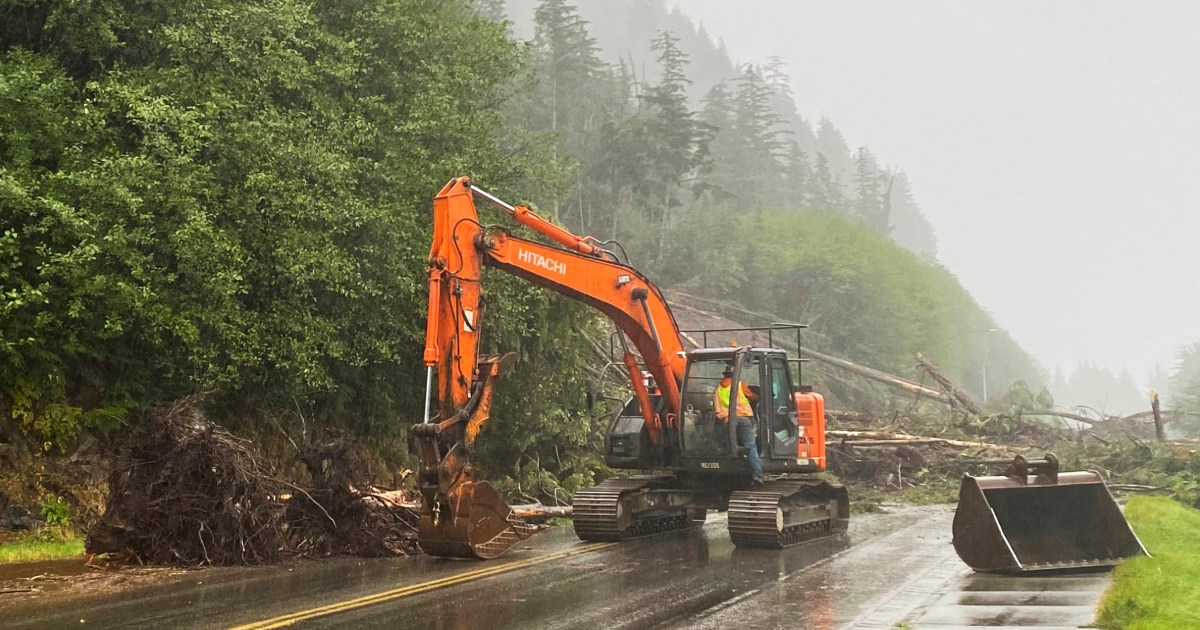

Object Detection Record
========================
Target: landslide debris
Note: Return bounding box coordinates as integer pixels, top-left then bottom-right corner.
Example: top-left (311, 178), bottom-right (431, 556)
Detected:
top-left (86, 396), bottom-right (418, 566)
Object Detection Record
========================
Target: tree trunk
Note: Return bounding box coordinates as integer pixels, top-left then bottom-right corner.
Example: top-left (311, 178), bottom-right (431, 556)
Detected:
top-left (1151, 390), bottom-right (1165, 442)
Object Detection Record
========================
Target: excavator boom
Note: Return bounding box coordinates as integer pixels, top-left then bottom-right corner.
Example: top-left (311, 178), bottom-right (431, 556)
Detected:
top-left (414, 177), bottom-right (689, 558)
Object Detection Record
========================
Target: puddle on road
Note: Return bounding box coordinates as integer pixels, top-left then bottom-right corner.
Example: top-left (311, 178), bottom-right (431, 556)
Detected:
top-left (912, 569), bottom-right (1111, 628)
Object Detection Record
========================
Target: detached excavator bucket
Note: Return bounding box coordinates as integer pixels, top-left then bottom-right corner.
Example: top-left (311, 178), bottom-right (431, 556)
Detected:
top-left (418, 479), bottom-right (538, 559)
top-left (952, 454), bottom-right (1147, 573)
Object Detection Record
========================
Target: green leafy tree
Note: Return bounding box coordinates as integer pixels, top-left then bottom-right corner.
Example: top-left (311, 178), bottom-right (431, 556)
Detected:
top-left (0, 0), bottom-right (585, 459)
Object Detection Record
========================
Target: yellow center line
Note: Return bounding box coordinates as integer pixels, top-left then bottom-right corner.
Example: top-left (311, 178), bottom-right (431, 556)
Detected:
top-left (228, 543), bottom-right (615, 630)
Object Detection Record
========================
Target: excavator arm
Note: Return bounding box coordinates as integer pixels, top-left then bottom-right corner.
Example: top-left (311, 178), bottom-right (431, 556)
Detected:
top-left (415, 177), bottom-right (687, 558)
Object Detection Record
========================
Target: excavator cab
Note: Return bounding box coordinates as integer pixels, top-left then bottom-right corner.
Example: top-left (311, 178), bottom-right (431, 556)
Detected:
top-left (677, 347), bottom-right (828, 476)
top-left (678, 350), bottom-right (751, 467)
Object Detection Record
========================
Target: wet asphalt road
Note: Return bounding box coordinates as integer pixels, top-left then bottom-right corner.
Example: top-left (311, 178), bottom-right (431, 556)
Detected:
top-left (4, 505), bottom-right (1099, 630)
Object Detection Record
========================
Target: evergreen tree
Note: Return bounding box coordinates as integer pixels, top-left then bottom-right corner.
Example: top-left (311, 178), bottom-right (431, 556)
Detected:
top-left (1147, 363), bottom-right (1170, 401)
top-left (694, 64), bottom-right (791, 209)
top-left (1054, 362), bottom-right (1147, 415)
top-left (851, 146), bottom-right (889, 234)
top-left (816, 116), bottom-right (853, 179)
top-left (762, 56), bottom-right (818, 155)
top-left (640, 31), bottom-right (709, 233)
top-left (782, 140), bottom-right (813, 208)
top-left (887, 171), bottom-right (938, 260)
top-left (810, 152), bottom-right (848, 213)
top-left (474, 0), bottom-right (507, 21)
top-left (697, 81), bottom-right (737, 201)
top-left (1170, 343), bottom-right (1200, 435)
top-left (522, 0), bottom-right (632, 236)
top-left (528, 0), bottom-right (609, 148)
top-left (730, 64), bottom-right (789, 203)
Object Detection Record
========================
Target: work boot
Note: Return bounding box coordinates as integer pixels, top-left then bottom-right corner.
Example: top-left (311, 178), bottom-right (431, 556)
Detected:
top-left (750, 478), bottom-right (765, 489)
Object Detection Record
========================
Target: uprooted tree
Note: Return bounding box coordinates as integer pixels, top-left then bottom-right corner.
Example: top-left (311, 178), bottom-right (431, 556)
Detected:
top-left (87, 397), bottom-right (419, 565)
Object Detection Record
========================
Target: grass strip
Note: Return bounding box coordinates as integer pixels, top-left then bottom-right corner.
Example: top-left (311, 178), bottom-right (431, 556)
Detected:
top-left (1096, 495), bottom-right (1200, 629)
top-left (0, 537), bottom-right (85, 564)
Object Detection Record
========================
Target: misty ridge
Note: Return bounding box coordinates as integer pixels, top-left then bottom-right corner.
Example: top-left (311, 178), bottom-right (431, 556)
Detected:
top-left (496, 0), bottom-right (1200, 426)
top-left (3, 0), bottom-right (1199, 475)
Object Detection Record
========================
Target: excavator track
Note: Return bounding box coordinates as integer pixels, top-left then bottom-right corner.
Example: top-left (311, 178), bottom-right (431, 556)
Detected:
top-left (727, 479), bottom-right (849, 549)
top-left (572, 476), bottom-right (693, 542)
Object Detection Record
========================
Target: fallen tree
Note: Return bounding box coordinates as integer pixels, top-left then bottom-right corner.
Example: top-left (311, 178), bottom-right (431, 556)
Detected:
top-left (667, 296), bottom-right (953, 405)
top-left (827, 429), bottom-right (1008, 450)
top-left (914, 354), bottom-right (983, 414)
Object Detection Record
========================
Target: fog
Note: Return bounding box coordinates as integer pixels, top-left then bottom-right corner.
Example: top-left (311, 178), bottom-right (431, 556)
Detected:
top-left (678, 0), bottom-right (1200, 391)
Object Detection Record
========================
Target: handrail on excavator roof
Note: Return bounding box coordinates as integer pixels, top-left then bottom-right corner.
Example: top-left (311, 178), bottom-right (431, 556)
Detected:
top-left (680, 322), bottom-right (808, 352)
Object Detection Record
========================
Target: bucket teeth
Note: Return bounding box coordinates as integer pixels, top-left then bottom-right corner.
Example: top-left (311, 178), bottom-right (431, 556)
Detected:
top-left (418, 480), bottom-right (535, 559)
top-left (471, 516), bottom-right (539, 559)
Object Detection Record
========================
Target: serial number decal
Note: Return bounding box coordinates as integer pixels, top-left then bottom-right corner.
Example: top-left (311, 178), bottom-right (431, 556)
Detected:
top-left (700, 462), bottom-right (720, 469)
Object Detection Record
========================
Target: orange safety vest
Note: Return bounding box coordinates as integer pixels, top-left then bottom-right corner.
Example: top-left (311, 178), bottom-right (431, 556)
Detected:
top-left (715, 379), bottom-right (753, 421)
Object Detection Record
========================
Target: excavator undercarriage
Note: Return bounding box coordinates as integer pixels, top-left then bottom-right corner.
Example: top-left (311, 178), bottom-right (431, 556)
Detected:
top-left (572, 476), bottom-right (694, 541)
top-left (571, 475), bottom-right (849, 549)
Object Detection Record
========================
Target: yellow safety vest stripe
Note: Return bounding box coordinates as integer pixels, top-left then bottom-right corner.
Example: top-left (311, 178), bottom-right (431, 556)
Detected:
top-left (716, 383), bottom-right (752, 417)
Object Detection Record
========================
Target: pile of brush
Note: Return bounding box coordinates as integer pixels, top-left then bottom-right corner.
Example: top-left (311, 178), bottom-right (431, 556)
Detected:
top-left (87, 395), bottom-right (419, 566)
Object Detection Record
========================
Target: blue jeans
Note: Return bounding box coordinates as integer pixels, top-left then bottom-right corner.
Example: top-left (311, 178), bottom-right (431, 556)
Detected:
top-left (736, 417), bottom-right (763, 481)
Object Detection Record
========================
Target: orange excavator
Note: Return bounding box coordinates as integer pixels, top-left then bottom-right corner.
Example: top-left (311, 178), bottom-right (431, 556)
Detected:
top-left (414, 177), bottom-right (849, 559)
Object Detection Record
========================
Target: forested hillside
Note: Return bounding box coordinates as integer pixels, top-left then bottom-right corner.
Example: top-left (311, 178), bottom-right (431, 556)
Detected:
top-left (1, 0), bottom-right (1046, 503)
top-left (504, 0), bottom-right (939, 260)
top-left (490, 0), bottom-right (1040, 393)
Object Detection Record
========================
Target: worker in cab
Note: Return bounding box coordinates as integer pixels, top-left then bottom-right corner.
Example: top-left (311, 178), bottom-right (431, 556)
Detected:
top-left (714, 363), bottom-right (763, 486)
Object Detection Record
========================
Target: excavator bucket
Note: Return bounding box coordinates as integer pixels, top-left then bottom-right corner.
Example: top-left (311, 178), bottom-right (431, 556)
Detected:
top-left (952, 454), bottom-right (1147, 573)
top-left (413, 353), bottom-right (537, 559)
top-left (417, 479), bottom-right (538, 559)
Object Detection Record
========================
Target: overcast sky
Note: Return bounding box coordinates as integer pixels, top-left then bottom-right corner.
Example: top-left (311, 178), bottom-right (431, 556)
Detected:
top-left (678, 0), bottom-right (1200, 386)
